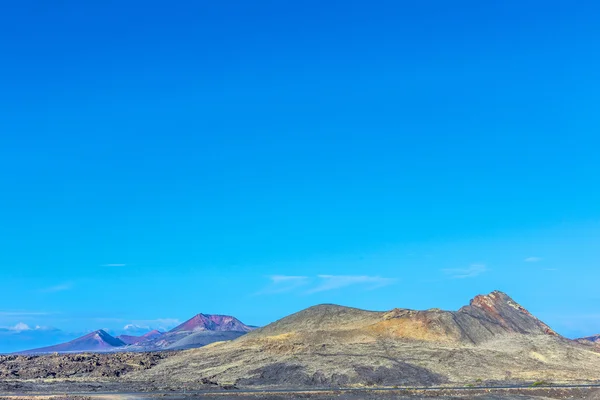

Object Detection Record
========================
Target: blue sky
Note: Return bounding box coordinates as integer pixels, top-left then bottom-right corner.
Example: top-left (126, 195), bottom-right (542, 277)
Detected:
top-left (1, 0), bottom-right (599, 352)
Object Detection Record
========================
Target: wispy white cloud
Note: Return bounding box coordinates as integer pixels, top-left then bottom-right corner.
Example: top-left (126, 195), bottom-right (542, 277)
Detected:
top-left (442, 264), bottom-right (488, 279)
top-left (256, 275), bottom-right (310, 294)
top-left (92, 317), bottom-right (180, 328)
top-left (307, 275), bottom-right (396, 293)
top-left (270, 275), bottom-right (309, 284)
top-left (84, 317), bottom-right (180, 334)
top-left (101, 263), bottom-right (127, 267)
top-left (0, 323), bottom-right (54, 332)
top-left (40, 282), bottom-right (73, 293)
top-left (524, 257), bottom-right (542, 263)
top-left (124, 323), bottom-right (149, 331)
top-left (9, 322), bottom-right (32, 331)
top-left (0, 311), bottom-right (51, 317)
top-left (123, 319), bottom-right (181, 332)
top-left (258, 274), bottom-right (396, 295)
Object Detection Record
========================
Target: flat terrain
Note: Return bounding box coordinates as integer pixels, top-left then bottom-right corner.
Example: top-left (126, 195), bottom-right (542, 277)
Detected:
top-left (2, 386), bottom-right (600, 399)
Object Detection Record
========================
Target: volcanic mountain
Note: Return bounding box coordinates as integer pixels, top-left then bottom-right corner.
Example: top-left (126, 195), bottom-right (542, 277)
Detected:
top-left (18, 314), bottom-right (254, 354)
top-left (117, 330), bottom-right (163, 345)
top-left (130, 314), bottom-right (254, 351)
top-left (578, 334), bottom-right (600, 345)
top-left (20, 330), bottom-right (126, 354)
top-left (171, 314), bottom-right (253, 333)
top-left (130, 291), bottom-right (600, 388)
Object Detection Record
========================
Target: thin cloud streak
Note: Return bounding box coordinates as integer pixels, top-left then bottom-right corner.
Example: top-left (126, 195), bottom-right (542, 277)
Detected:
top-left (259, 274), bottom-right (397, 295)
top-left (269, 275), bottom-right (309, 284)
top-left (442, 264), bottom-right (488, 279)
top-left (40, 283), bottom-right (73, 293)
top-left (307, 275), bottom-right (396, 294)
top-left (0, 311), bottom-right (51, 317)
top-left (124, 318), bottom-right (181, 332)
top-left (255, 275), bottom-right (310, 295)
top-left (524, 257), bottom-right (543, 262)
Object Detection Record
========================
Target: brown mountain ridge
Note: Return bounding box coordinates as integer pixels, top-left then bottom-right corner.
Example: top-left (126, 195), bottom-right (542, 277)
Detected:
top-left (127, 290), bottom-right (600, 388)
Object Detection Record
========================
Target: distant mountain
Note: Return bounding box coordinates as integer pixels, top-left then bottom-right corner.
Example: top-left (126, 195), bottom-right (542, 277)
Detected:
top-left (117, 330), bottom-right (163, 345)
top-left (129, 314), bottom-right (254, 351)
top-left (17, 314), bottom-right (255, 354)
top-left (19, 330), bottom-right (126, 354)
top-left (138, 291), bottom-right (600, 387)
top-left (578, 334), bottom-right (600, 344)
top-left (170, 314), bottom-right (254, 333)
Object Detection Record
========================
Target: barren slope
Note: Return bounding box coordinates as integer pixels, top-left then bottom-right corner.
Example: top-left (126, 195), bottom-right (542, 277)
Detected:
top-left (128, 313), bottom-right (254, 351)
top-left (129, 291), bottom-right (600, 388)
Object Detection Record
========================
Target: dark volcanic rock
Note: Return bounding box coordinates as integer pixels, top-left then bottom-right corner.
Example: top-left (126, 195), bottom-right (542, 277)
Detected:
top-left (237, 362), bottom-right (445, 387)
top-left (352, 364), bottom-right (447, 386)
top-left (0, 352), bottom-right (171, 379)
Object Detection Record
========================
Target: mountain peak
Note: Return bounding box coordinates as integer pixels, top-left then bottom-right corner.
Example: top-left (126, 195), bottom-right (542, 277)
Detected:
top-left (170, 313), bottom-right (253, 333)
top-left (461, 291), bottom-right (557, 337)
top-left (18, 329), bottom-right (126, 354)
top-left (469, 290), bottom-right (522, 311)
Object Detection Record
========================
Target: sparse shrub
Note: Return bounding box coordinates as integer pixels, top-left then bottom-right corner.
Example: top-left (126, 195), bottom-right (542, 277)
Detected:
top-left (531, 380), bottom-right (549, 387)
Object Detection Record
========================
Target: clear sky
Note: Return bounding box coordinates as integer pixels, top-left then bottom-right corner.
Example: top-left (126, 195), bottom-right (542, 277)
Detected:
top-left (1, 0), bottom-right (599, 352)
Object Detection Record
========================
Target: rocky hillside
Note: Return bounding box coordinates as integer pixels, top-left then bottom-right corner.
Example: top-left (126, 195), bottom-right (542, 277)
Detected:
top-left (127, 291), bottom-right (600, 388)
top-left (240, 290), bottom-right (557, 346)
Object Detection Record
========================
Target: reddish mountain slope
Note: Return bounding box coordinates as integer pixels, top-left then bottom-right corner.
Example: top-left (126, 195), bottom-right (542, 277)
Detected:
top-left (131, 314), bottom-right (254, 350)
top-left (170, 314), bottom-right (253, 333)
